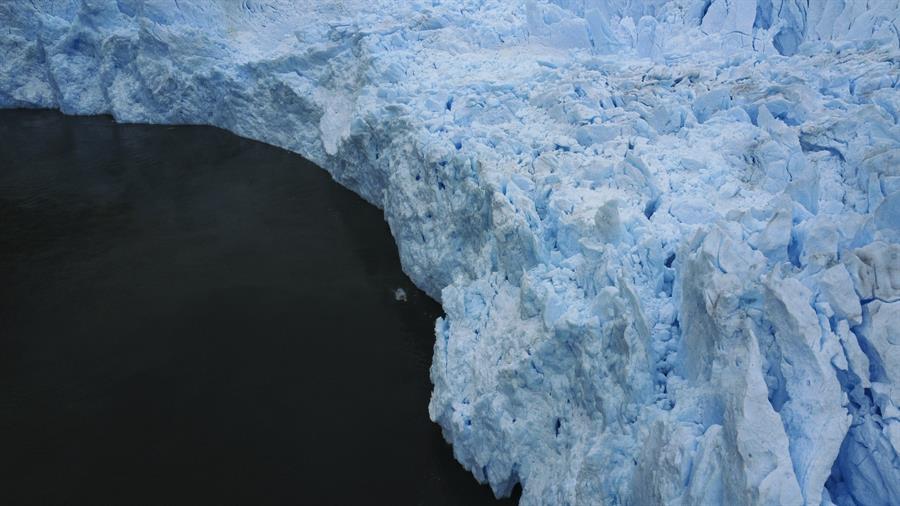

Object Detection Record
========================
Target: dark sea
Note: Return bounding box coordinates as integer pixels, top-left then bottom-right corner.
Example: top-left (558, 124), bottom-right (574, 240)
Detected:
top-left (0, 109), bottom-right (517, 505)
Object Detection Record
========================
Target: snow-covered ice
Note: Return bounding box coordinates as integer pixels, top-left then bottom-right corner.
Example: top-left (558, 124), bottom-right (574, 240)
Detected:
top-left (3, 1), bottom-right (900, 504)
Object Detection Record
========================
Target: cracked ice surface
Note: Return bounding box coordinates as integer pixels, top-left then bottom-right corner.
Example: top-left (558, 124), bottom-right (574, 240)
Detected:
top-left (3, 1), bottom-right (900, 504)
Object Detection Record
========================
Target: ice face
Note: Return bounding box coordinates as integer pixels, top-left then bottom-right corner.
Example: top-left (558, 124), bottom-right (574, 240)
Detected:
top-left (3, 1), bottom-right (899, 504)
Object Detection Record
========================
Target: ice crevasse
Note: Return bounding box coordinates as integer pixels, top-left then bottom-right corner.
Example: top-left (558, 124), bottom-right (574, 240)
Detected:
top-left (3, 0), bottom-right (900, 504)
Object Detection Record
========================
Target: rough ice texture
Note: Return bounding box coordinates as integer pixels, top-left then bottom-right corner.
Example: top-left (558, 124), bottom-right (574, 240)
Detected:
top-left (3, 1), bottom-right (900, 504)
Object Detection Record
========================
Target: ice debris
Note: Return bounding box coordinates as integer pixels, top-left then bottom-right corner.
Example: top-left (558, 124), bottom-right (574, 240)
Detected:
top-left (3, 0), bottom-right (899, 504)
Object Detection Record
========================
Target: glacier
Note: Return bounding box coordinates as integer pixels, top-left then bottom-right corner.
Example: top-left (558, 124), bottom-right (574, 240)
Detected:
top-left (2, 0), bottom-right (900, 504)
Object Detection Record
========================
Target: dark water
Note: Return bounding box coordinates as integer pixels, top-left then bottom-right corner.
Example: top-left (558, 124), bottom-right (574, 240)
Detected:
top-left (0, 110), bottom-right (516, 505)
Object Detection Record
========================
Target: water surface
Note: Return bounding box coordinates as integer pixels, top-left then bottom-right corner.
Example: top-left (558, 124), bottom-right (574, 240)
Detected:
top-left (0, 110), bottom-right (517, 505)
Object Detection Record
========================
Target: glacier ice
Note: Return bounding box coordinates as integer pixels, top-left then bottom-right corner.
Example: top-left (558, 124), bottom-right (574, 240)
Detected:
top-left (3, 0), bottom-right (900, 504)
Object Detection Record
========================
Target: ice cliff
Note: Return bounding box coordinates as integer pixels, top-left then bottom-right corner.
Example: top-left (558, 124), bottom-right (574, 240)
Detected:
top-left (3, 1), bottom-right (900, 504)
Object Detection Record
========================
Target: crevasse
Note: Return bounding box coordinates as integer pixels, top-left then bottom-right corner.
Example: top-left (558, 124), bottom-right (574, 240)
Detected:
top-left (3, 1), bottom-right (899, 504)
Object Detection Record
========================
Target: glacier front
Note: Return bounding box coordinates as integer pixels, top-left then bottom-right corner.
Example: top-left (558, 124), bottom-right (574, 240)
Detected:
top-left (3, 1), bottom-right (900, 504)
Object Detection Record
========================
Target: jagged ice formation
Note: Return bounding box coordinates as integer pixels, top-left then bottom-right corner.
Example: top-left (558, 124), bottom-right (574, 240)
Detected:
top-left (3, 1), bottom-right (900, 504)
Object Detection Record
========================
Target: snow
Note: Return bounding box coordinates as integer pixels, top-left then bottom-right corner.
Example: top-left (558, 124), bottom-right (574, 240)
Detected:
top-left (3, 1), bottom-right (900, 504)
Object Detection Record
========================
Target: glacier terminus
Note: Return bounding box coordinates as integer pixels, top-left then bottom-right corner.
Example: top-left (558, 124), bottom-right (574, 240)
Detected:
top-left (2, 0), bottom-right (900, 504)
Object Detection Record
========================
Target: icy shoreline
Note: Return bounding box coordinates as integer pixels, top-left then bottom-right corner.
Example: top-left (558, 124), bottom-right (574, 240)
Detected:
top-left (3, 1), bottom-right (900, 504)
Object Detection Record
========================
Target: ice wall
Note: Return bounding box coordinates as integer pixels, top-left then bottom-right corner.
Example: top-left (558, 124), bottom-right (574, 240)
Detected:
top-left (2, 1), bottom-right (899, 504)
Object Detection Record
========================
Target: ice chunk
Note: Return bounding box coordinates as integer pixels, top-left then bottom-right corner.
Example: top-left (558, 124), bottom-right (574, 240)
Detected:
top-left (858, 300), bottom-right (900, 385)
top-left (818, 265), bottom-right (863, 325)
top-left (848, 242), bottom-right (900, 302)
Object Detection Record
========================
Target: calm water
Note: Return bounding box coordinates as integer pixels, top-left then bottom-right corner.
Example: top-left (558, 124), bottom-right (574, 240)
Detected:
top-left (0, 110), bottom-right (516, 505)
